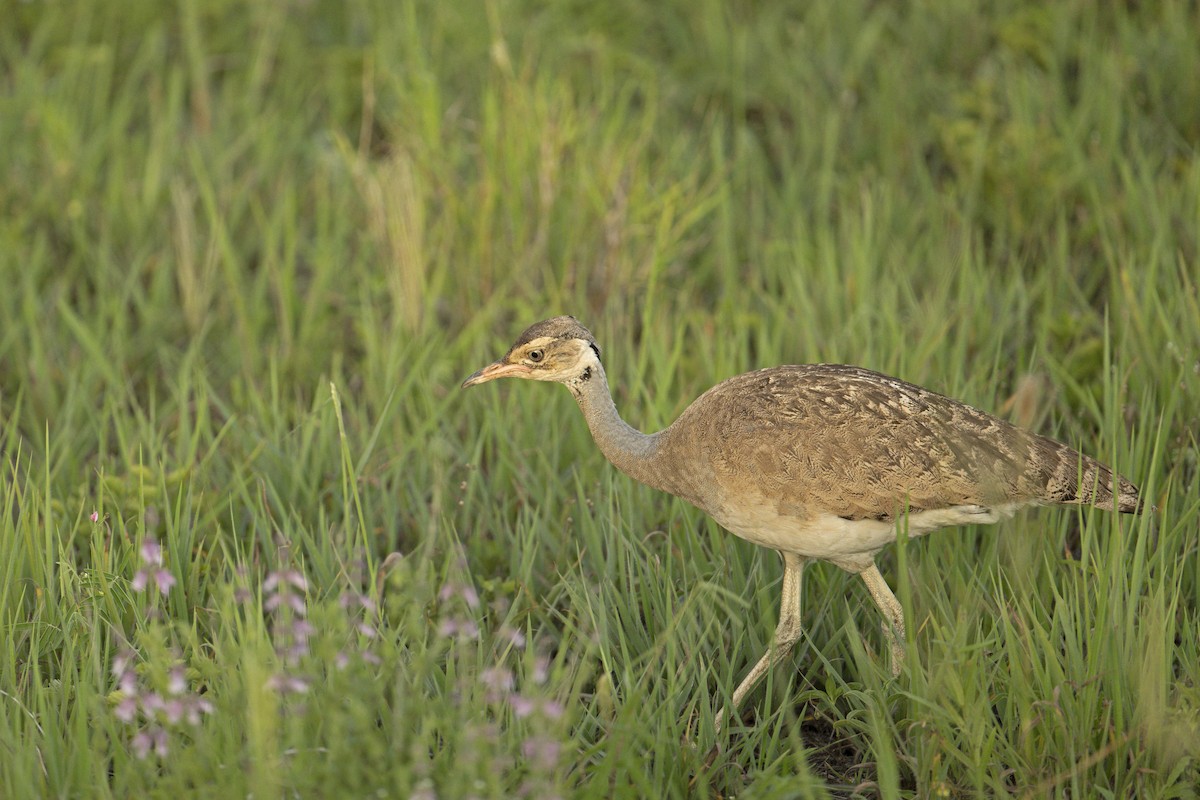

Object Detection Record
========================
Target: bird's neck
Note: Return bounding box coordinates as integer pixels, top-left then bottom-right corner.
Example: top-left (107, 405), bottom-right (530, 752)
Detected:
top-left (567, 362), bottom-right (669, 491)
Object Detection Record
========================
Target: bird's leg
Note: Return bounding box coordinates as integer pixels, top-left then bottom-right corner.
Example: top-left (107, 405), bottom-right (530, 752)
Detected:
top-left (716, 551), bottom-right (806, 733)
top-left (858, 563), bottom-right (905, 677)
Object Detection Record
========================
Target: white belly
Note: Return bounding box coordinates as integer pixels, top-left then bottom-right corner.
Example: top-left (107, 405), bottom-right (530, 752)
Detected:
top-left (710, 502), bottom-right (1019, 562)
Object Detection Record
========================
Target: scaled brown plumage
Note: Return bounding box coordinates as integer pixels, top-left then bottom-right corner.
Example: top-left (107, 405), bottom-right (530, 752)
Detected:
top-left (655, 364), bottom-right (1140, 523)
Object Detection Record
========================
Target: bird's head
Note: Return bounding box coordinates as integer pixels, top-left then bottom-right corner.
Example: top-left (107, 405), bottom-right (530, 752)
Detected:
top-left (462, 316), bottom-right (602, 389)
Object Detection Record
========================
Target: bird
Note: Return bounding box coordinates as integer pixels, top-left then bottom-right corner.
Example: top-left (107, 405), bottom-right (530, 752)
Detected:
top-left (461, 316), bottom-right (1143, 731)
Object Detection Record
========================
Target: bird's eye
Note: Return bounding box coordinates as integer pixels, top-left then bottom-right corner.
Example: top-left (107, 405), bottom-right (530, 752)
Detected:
top-left (528, 349), bottom-right (545, 363)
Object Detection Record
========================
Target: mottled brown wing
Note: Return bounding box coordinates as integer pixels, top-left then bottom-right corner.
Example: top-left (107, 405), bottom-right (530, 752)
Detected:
top-left (670, 365), bottom-right (1137, 521)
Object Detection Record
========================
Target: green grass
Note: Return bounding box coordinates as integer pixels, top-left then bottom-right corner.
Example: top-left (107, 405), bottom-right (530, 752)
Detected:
top-left (2, 0), bottom-right (1198, 796)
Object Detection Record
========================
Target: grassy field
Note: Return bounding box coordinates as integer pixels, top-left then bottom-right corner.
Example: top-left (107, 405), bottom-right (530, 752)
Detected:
top-left (2, 0), bottom-right (1198, 796)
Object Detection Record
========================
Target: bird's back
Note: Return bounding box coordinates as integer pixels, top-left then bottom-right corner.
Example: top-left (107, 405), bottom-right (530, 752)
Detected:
top-left (650, 365), bottom-right (1140, 534)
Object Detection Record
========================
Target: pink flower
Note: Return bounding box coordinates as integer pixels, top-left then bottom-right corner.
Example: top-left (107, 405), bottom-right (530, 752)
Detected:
top-left (266, 674), bottom-right (310, 695)
top-left (186, 698), bottom-right (213, 725)
top-left (163, 699), bottom-right (185, 725)
top-left (437, 617), bottom-right (480, 641)
top-left (141, 693), bottom-right (165, 715)
top-left (111, 650), bottom-right (134, 678)
top-left (114, 697), bottom-right (138, 724)
top-left (520, 736), bottom-right (560, 769)
top-left (152, 728), bottom-right (169, 758)
top-left (154, 569), bottom-right (176, 595)
top-left (499, 625), bottom-right (526, 649)
top-left (510, 695), bottom-right (536, 718)
top-left (480, 667), bottom-right (513, 694)
top-left (268, 570), bottom-right (308, 593)
top-left (532, 655), bottom-right (550, 685)
top-left (140, 539), bottom-right (163, 566)
top-left (89, 511), bottom-right (99, 523)
top-left (131, 539), bottom-right (174, 595)
top-left (168, 667), bottom-right (187, 695)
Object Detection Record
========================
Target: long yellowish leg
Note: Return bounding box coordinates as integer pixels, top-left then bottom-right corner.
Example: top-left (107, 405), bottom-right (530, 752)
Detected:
top-left (859, 563), bottom-right (906, 677)
top-left (715, 551), bottom-right (806, 733)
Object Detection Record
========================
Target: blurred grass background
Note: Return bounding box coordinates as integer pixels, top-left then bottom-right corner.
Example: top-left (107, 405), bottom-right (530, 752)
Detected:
top-left (1, 0), bottom-right (1198, 797)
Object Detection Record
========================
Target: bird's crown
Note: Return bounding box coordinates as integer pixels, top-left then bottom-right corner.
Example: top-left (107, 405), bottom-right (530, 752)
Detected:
top-left (509, 316), bottom-right (600, 359)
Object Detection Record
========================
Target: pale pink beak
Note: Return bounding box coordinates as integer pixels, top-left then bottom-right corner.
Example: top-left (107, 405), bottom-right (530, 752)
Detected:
top-left (461, 361), bottom-right (532, 388)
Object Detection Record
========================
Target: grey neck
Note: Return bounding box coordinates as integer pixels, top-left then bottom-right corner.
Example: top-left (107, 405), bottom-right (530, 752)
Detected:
top-left (567, 362), bottom-right (669, 492)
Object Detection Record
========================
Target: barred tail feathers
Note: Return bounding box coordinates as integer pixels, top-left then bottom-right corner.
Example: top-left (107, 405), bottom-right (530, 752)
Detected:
top-left (1034, 437), bottom-right (1143, 514)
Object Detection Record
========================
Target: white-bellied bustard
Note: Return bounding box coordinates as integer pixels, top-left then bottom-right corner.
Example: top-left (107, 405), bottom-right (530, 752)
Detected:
top-left (462, 316), bottom-right (1143, 730)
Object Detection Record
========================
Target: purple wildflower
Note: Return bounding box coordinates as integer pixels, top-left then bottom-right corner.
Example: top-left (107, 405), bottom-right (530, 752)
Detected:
top-left (140, 539), bottom-right (163, 566)
top-left (266, 570), bottom-right (307, 593)
top-left (499, 625), bottom-right (526, 650)
top-left (164, 699), bottom-right (185, 725)
top-left (266, 674), bottom-right (310, 695)
top-left (112, 649), bottom-right (134, 678)
top-left (114, 696), bottom-right (138, 723)
top-left (131, 731), bottom-right (152, 759)
top-left (508, 695), bottom-right (564, 720)
top-left (520, 736), bottom-right (561, 770)
top-left (339, 590), bottom-right (377, 612)
top-left (438, 581), bottom-right (480, 608)
top-left (510, 695), bottom-right (536, 718)
top-left (187, 698), bottom-right (213, 725)
top-left (151, 728), bottom-right (170, 758)
top-left (532, 655), bottom-right (550, 685)
top-left (481, 667), bottom-right (514, 698)
top-left (110, 648), bottom-right (212, 760)
top-left (168, 666), bottom-right (187, 695)
top-left (284, 641), bottom-right (308, 663)
top-left (438, 617), bottom-right (480, 641)
top-left (154, 569), bottom-right (176, 595)
top-left (131, 538), bottom-right (175, 595)
top-left (141, 692), bottom-right (164, 715)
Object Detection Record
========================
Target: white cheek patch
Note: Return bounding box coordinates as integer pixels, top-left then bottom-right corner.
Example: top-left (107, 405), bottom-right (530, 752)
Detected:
top-left (563, 342), bottom-right (603, 392)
